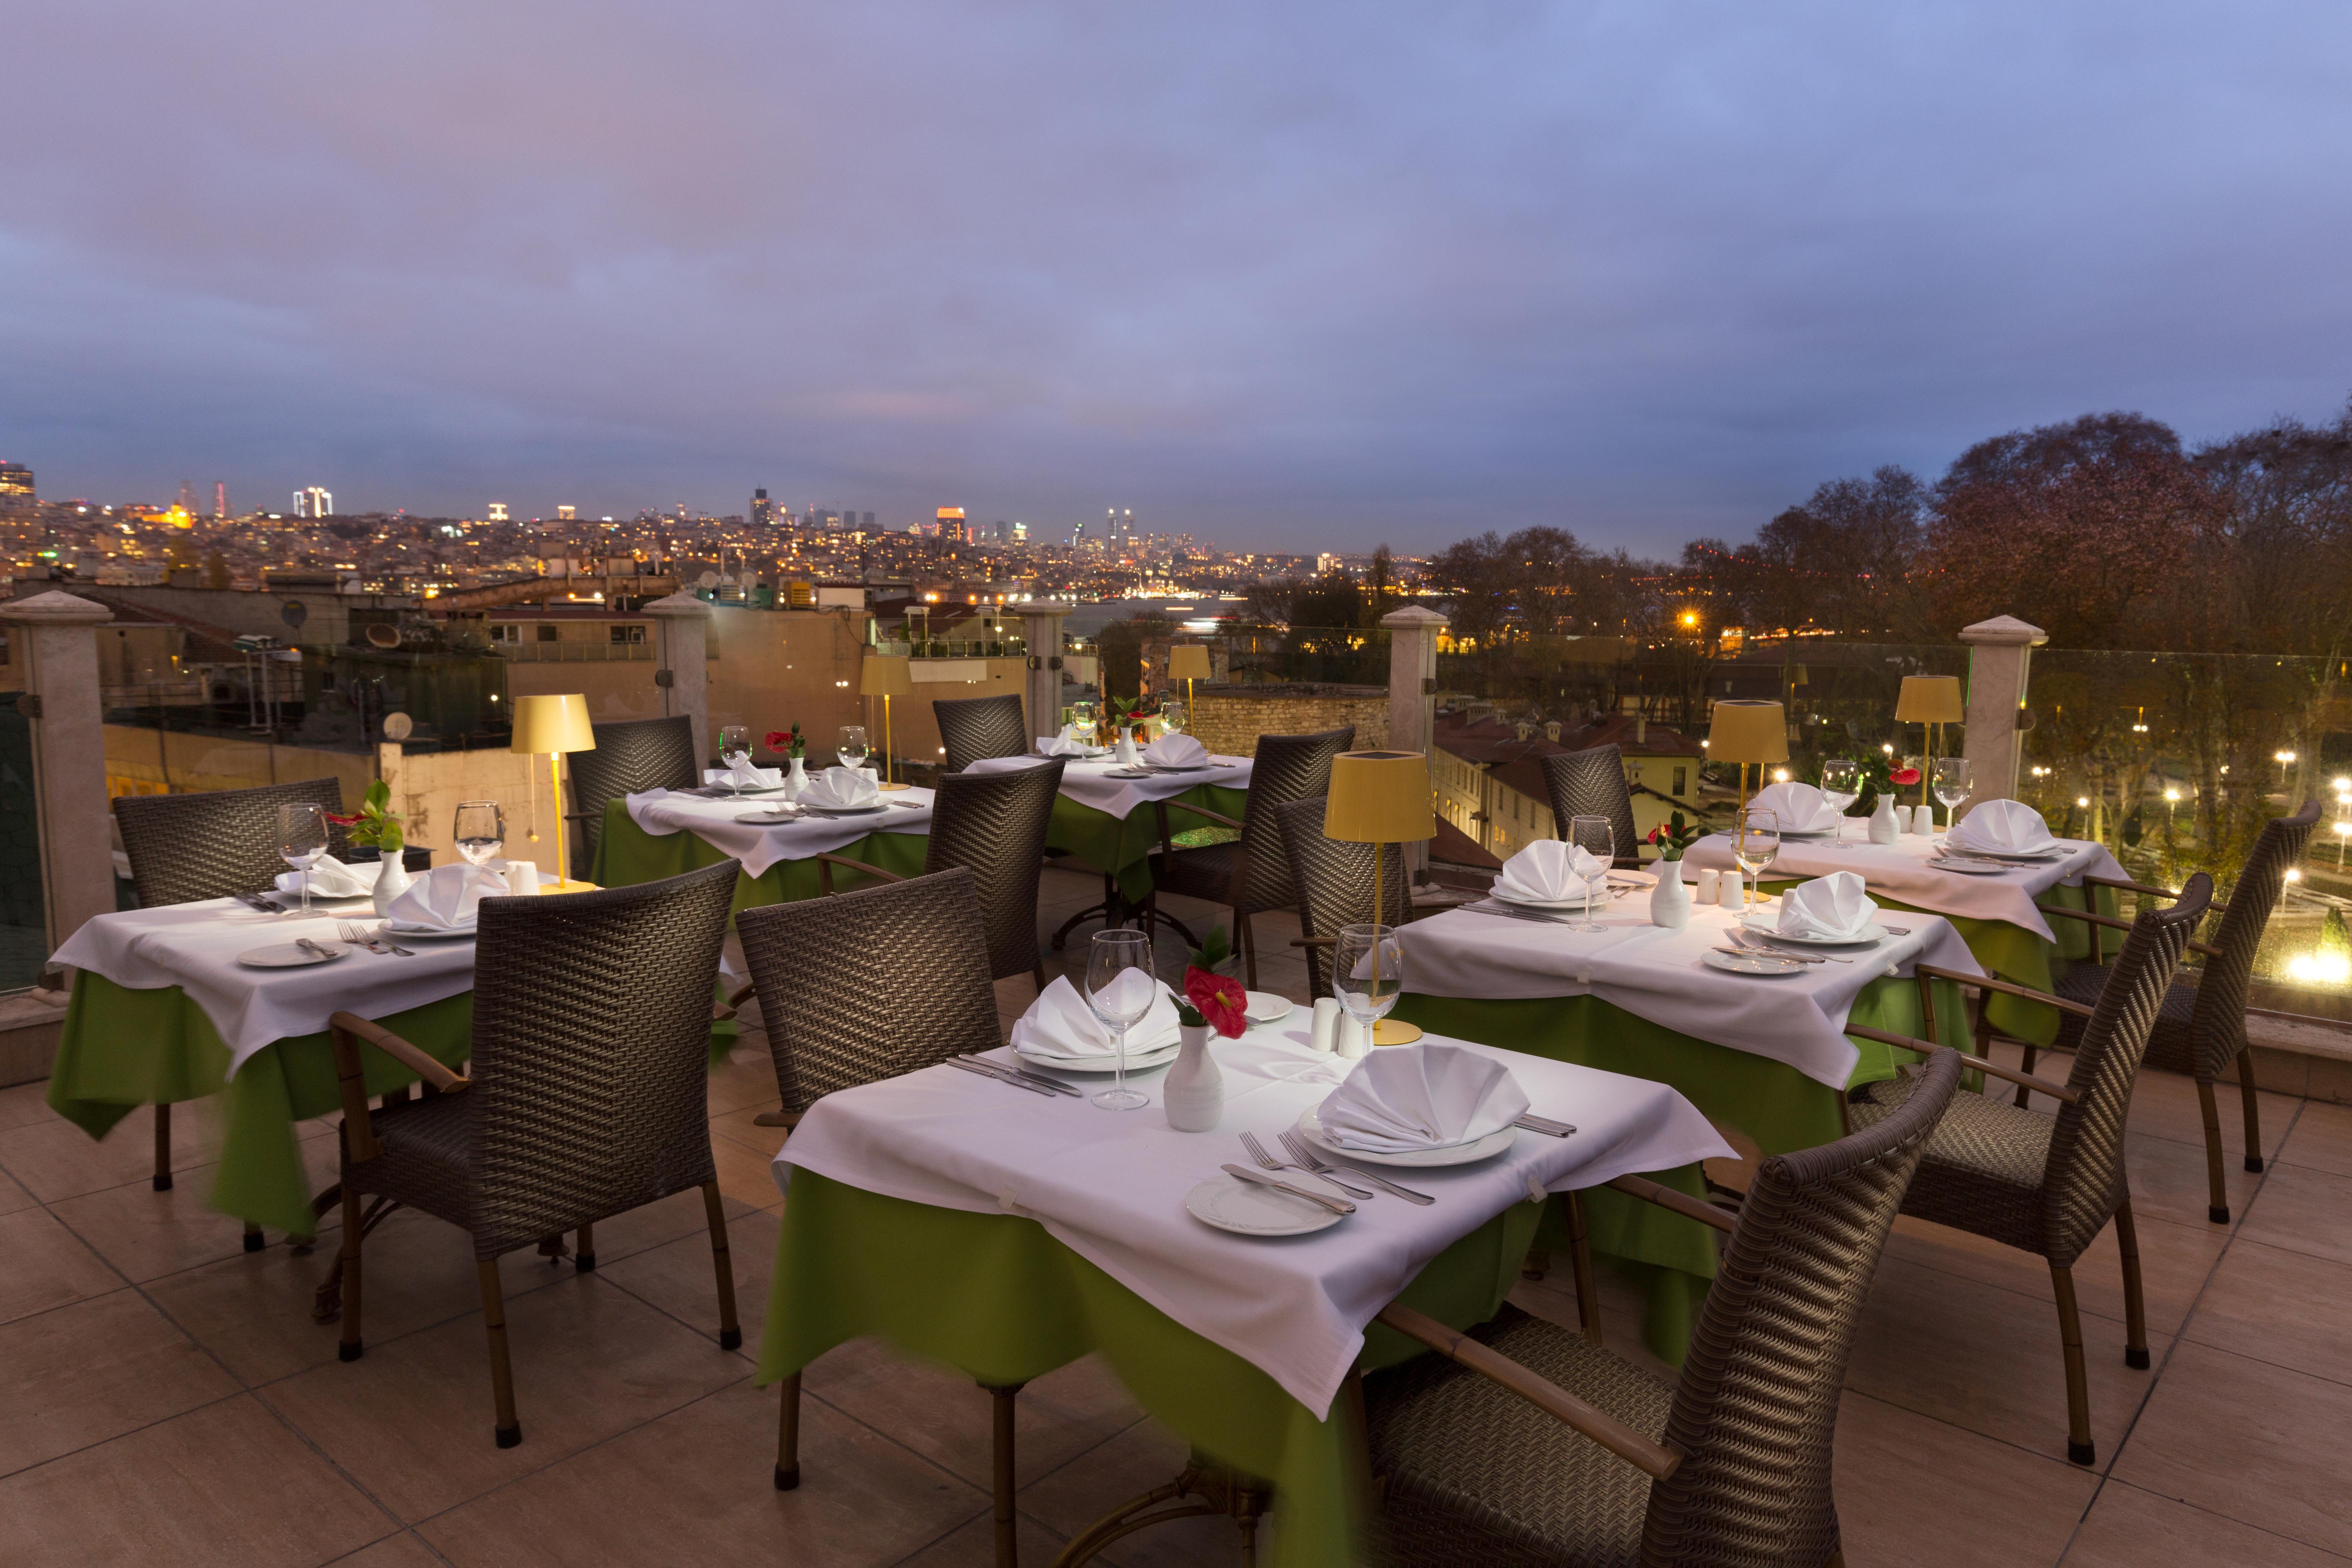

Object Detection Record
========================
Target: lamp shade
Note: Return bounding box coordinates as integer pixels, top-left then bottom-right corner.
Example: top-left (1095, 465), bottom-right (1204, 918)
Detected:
top-left (860, 654), bottom-right (913, 698)
top-left (1706, 700), bottom-right (1789, 765)
top-left (1894, 674), bottom-right (1965, 724)
top-left (509, 693), bottom-right (596, 755)
top-left (1167, 644), bottom-right (1212, 682)
top-left (1323, 751), bottom-right (1436, 844)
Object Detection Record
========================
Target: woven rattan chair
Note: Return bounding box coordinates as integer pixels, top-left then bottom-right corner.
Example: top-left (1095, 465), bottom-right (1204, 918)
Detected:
top-left (563, 715), bottom-right (700, 881)
top-left (1364, 1047), bottom-right (1962, 1567)
top-left (1537, 745), bottom-right (1643, 870)
top-left (1274, 795), bottom-right (1411, 999)
top-left (1142, 726), bottom-right (1354, 987)
top-left (734, 870), bottom-right (1033, 1563)
top-left (2016, 801), bottom-right (2317, 1223)
top-left (1845, 873), bottom-right (2214, 1465)
top-left (326, 858), bottom-right (742, 1448)
top-left (934, 693), bottom-right (1029, 774)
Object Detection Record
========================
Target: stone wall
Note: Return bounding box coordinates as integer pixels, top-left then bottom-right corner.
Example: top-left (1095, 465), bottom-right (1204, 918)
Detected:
top-left (1187, 682), bottom-right (1388, 759)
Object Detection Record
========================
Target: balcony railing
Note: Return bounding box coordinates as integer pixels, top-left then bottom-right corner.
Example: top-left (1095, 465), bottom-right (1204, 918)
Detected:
top-left (494, 641), bottom-right (654, 662)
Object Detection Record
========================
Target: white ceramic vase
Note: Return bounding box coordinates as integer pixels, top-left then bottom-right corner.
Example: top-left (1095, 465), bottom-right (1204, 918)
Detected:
top-left (1115, 732), bottom-right (1142, 767)
top-left (1649, 861), bottom-right (1692, 929)
top-left (785, 756), bottom-right (808, 799)
top-left (1868, 793), bottom-right (1898, 845)
top-left (1162, 1024), bottom-right (1223, 1132)
top-left (370, 851), bottom-right (412, 916)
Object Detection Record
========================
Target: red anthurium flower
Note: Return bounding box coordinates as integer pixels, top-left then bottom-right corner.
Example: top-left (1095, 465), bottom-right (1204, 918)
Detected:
top-left (1890, 768), bottom-right (1921, 786)
top-left (764, 731), bottom-right (791, 752)
top-left (1646, 824), bottom-right (1663, 844)
top-left (323, 812), bottom-right (363, 826)
top-left (1184, 966), bottom-right (1248, 1038)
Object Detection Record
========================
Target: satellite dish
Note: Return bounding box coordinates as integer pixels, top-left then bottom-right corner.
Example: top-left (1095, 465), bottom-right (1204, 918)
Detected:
top-left (381, 712), bottom-right (414, 742)
top-left (364, 623), bottom-right (401, 649)
top-left (281, 599), bottom-right (308, 628)
top-left (697, 571), bottom-right (720, 590)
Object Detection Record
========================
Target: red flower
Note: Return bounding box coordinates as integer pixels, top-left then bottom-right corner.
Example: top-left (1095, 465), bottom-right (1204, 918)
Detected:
top-left (764, 730), bottom-right (791, 752)
top-left (1890, 767), bottom-right (1921, 786)
top-left (1646, 824), bottom-right (1663, 844)
top-left (1184, 966), bottom-right (1248, 1038)
top-left (323, 812), bottom-right (363, 827)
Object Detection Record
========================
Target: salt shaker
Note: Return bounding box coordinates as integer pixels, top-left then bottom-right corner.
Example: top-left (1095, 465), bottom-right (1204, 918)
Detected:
top-left (1695, 868), bottom-right (1719, 902)
top-left (1334, 1012), bottom-right (1369, 1060)
top-left (1718, 871), bottom-right (1744, 910)
top-left (1310, 997), bottom-right (1340, 1054)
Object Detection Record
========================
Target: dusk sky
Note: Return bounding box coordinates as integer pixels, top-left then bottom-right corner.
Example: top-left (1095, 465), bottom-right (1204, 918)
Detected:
top-left (6, 2), bottom-right (2350, 552)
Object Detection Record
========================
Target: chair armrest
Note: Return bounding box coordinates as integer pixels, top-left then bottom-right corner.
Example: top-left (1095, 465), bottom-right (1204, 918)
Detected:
top-left (814, 853), bottom-right (907, 896)
top-left (713, 979), bottom-right (759, 1022)
top-left (1374, 1302), bottom-right (1683, 1481)
top-left (1915, 965), bottom-right (2097, 1019)
top-left (1604, 1173), bottom-right (1736, 1235)
top-left (329, 1012), bottom-right (469, 1162)
top-left (1845, 1025), bottom-right (2080, 1103)
top-left (1290, 936), bottom-right (1337, 949)
top-left (2047, 903), bottom-right (2227, 960)
top-left (1156, 799), bottom-right (1245, 833)
top-left (2080, 874), bottom-right (2180, 900)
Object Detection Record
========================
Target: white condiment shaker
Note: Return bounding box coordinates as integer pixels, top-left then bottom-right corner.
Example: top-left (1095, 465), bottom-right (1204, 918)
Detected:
top-left (1310, 997), bottom-right (1340, 1054)
top-left (1334, 1012), bottom-right (1369, 1059)
top-left (1695, 868), bottom-right (1720, 902)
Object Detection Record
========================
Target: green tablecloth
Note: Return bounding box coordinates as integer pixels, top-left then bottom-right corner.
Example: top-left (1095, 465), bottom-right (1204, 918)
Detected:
top-left (590, 798), bottom-right (933, 911)
top-left (1048, 785), bottom-right (1252, 902)
top-left (758, 1155), bottom-right (1711, 1568)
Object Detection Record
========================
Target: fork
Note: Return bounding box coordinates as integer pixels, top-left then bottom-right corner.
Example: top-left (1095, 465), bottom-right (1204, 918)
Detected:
top-left (341, 920), bottom-right (414, 957)
top-left (1731, 928), bottom-right (1848, 964)
top-left (1241, 1130), bottom-right (1372, 1199)
top-left (1278, 1129), bottom-right (1433, 1204)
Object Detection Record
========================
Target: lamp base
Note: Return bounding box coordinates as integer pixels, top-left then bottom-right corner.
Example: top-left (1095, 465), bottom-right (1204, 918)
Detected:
top-left (1372, 1019), bottom-right (1423, 1047)
top-left (879, 781), bottom-right (913, 792)
top-left (536, 877), bottom-right (600, 895)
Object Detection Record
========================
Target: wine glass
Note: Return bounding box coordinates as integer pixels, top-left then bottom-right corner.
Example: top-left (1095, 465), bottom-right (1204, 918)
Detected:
top-left (1565, 814), bottom-right (1614, 933)
top-left (836, 725), bottom-right (870, 775)
top-left (1333, 923), bottom-right (1405, 1047)
top-left (1819, 759), bottom-right (1861, 851)
top-left (453, 800), bottom-right (505, 867)
top-left (1932, 757), bottom-right (1972, 835)
top-left (1734, 808), bottom-right (1780, 917)
top-left (276, 802), bottom-right (327, 918)
top-left (1070, 699), bottom-right (1096, 744)
top-left (718, 724), bottom-right (752, 794)
top-left (1084, 929), bottom-right (1157, 1110)
top-left (1159, 699), bottom-right (1186, 735)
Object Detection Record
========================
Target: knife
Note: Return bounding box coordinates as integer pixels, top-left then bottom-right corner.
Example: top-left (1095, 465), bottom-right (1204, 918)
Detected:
top-left (1221, 1163), bottom-right (1356, 1215)
top-left (1513, 1115), bottom-right (1577, 1137)
top-left (958, 1055), bottom-right (1082, 1096)
top-left (942, 1057), bottom-right (1058, 1096)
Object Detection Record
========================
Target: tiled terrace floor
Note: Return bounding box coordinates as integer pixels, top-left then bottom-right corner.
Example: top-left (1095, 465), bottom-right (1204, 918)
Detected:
top-left (5, 865), bottom-right (2352, 1564)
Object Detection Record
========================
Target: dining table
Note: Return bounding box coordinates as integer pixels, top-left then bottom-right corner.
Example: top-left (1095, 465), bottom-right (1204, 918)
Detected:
top-left (963, 750), bottom-right (1252, 905)
top-left (756, 1018), bottom-right (1731, 1568)
top-left (590, 784), bottom-right (936, 911)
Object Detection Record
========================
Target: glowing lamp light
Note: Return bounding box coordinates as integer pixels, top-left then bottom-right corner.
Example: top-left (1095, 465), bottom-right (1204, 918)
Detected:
top-left (2277, 751), bottom-right (2298, 764)
top-left (1881, 743), bottom-right (1895, 756)
top-left (2163, 788), bottom-right (2181, 803)
top-left (2286, 951), bottom-right (2351, 987)
top-left (2076, 797), bottom-right (2090, 808)
top-left (1771, 767), bottom-right (1790, 782)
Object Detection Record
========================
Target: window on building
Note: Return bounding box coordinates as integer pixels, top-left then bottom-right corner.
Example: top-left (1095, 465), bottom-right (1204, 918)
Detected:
top-left (536, 624), bottom-right (559, 643)
top-left (488, 624), bottom-right (517, 644)
top-left (1673, 766), bottom-right (1688, 796)
top-left (609, 624), bottom-right (646, 645)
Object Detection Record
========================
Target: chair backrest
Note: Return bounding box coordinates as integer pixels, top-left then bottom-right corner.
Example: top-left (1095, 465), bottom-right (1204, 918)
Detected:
top-left (1227, 726), bottom-right (1355, 913)
top-left (464, 857), bottom-right (739, 1259)
top-left (736, 866), bottom-right (1003, 1113)
top-left (925, 758), bottom-right (1065, 980)
top-left (1275, 795), bottom-right (1410, 998)
top-left (114, 777), bottom-right (347, 907)
top-left (1538, 746), bottom-right (1642, 870)
top-left (565, 716), bottom-right (702, 880)
top-left (1644, 1047), bottom-right (1960, 1567)
top-left (2187, 800), bottom-right (2319, 1076)
top-left (934, 694), bottom-right (1029, 774)
top-left (2042, 872), bottom-right (2214, 1265)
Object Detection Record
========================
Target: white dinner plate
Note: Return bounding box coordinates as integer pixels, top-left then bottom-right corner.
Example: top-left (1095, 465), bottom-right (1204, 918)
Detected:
top-left (1184, 1172), bottom-right (1346, 1237)
top-left (1013, 1039), bottom-right (1183, 1074)
top-left (1947, 846), bottom-right (2064, 862)
top-left (383, 921), bottom-right (479, 940)
top-left (238, 941), bottom-right (348, 968)
top-left (1490, 887), bottom-right (1616, 911)
top-left (1928, 855), bottom-right (2014, 875)
top-left (1243, 991), bottom-right (1294, 1025)
top-left (800, 803), bottom-right (889, 817)
top-left (1702, 948), bottom-right (1809, 977)
top-left (1738, 915), bottom-right (1891, 947)
top-left (735, 811), bottom-right (802, 824)
top-left (1295, 1105), bottom-right (1518, 1168)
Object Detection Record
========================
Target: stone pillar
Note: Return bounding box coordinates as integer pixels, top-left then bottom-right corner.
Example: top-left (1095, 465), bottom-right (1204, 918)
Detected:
top-left (1381, 605), bottom-right (1450, 878)
top-left (645, 591), bottom-right (713, 764)
top-left (1018, 603), bottom-right (1074, 739)
top-left (0, 592), bottom-right (117, 959)
top-left (1959, 615), bottom-right (2047, 808)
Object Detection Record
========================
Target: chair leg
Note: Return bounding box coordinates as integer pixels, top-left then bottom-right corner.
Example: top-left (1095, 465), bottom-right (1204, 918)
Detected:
top-left (703, 1181), bottom-right (741, 1350)
top-left (2049, 1264), bottom-right (2095, 1465)
top-left (153, 1102), bottom-right (172, 1191)
top-left (2014, 1044), bottom-right (2040, 1111)
top-left (2238, 1049), bottom-right (2265, 1173)
top-left (1564, 1190), bottom-right (1602, 1347)
top-left (337, 1182), bottom-right (366, 1361)
top-left (478, 1259), bottom-right (522, 1448)
top-left (774, 1370), bottom-right (802, 1490)
top-left (1238, 910), bottom-right (1258, 990)
top-left (983, 1381), bottom-right (1025, 1568)
top-left (243, 1223), bottom-right (265, 1252)
top-left (1033, 961), bottom-right (1049, 997)
top-left (574, 1223), bottom-right (596, 1271)
top-left (2116, 1201), bottom-right (2150, 1370)
top-left (2196, 1078), bottom-right (2230, 1224)
top-left (1143, 891), bottom-right (1158, 948)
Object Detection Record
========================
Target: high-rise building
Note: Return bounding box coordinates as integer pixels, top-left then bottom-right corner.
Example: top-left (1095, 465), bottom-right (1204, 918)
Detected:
top-left (0, 462), bottom-right (33, 513)
top-left (557, 505), bottom-right (576, 521)
top-left (488, 502), bottom-right (509, 522)
top-left (751, 488), bottom-right (774, 527)
top-left (293, 486), bottom-right (333, 518)
top-left (1316, 552), bottom-right (1342, 577)
top-left (176, 480), bottom-right (198, 514)
top-left (1010, 521), bottom-right (1027, 544)
top-left (862, 511), bottom-right (875, 529)
top-left (936, 506), bottom-right (967, 543)
top-left (214, 481), bottom-right (228, 519)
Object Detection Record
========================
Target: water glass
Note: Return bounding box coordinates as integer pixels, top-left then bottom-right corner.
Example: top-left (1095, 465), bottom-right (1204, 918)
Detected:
top-left (1333, 923), bottom-right (1405, 1042)
top-left (276, 802), bottom-right (327, 917)
top-left (1160, 700), bottom-right (1186, 735)
top-left (1819, 758), bottom-right (1861, 850)
top-left (1565, 814), bottom-right (1614, 933)
top-left (837, 725), bottom-right (870, 771)
top-left (1734, 809), bottom-right (1780, 914)
top-left (453, 801), bottom-right (505, 867)
top-left (1932, 757), bottom-right (1972, 831)
top-left (1084, 929), bottom-right (1157, 1110)
top-left (717, 725), bottom-right (751, 793)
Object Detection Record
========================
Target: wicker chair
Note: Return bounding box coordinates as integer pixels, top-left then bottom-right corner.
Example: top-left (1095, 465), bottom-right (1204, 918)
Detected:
top-left (2018, 801), bottom-right (2318, 1223)
top-left (734, 869), bottom-right (1031, 1562)
top-left (1537, 745), bottom-right (1643, 869)
top-left (1846, 873), bottom-right (2214, 1466)
top-left (934, 693), bottom-right (1029, 774)
top-left (1364, 1048), bottom-right (1962, 1567)
top-left (326, 859), bottom-right (742, 1448)
top-left (1275, 795), bottom-right (1411, 999)
top-left (1142, 726), bottom-right (1354, 987)
top-left (563, 715), bottom-right (700, 882)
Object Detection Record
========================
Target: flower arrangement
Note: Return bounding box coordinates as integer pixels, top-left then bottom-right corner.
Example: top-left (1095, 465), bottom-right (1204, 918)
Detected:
top-left (765, 724), bottom-right (806, 760)
top-left (325, 779), bottom-right (403, 855)
top-left (1644, 810), bottom-right (1704, 862)
top-left (1174, 926), bottom-right (1247, 1037)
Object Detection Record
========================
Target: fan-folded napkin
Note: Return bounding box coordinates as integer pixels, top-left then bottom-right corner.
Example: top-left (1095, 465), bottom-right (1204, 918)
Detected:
top-left (704, 755), bottom-right (782, 790)
top-left (799, 767), bottom-right (881, 810)
top-left (1037, 726), bottom-right (1094, 757)
top-left (1494, 840), bottom-right (1609, 904)
top-left (386, 864), bottom-right (509, 930)
top-left (1316, 1042), bottom-right (1532, 1152)
top-left (1776, 871), bottom-right (1879, 940)
top-left (1947, 798), bottom-right (2060, 855)
top-left (1010, 974), bottom-right (1181, 1059)
top-left (1745, 782), bottom-right (1845, 834)
top-left (1143, 733), bottom-right (1208, 768)
top-left (274, 855), bottom-right (374, 898)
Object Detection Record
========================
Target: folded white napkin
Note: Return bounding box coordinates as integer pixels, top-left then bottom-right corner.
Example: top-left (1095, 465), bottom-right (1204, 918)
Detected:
top-left (1746, 782), bottom-right (1845, 833)
top-left (1776, 871), bottom-right (1879, 940)
top-left (1316, 1042), bottom-right (1532, 1153)
top-left (1947, 797), bottom-right (2060, 855)
top-left (274, 855), bottom-right (374, 899)
top-left (704, 755), bottom-right (782, 790)
top-left (1493, 840), bottom-right (1610, 904)
top-left (385, 864), bottom-right (509, 929)
top-left (1143, 733), bottom-right (1208, 768)
top-left (1010, 974), bottom-right (1182, 1059)
top-left (1037, 726), bottom-right (1091, 757)
top-left (798, 766), bottom-right (881, 810)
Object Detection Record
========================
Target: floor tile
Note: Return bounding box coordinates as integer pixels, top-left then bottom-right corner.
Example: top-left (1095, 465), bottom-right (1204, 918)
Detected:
top-left (710, 1127), bottom-right (786, 1211)
top-left (2062, 1479), bottom-right (2348, 1566)
top-left (706, 1049), bottom-right (783, 1118)
top-left (597, 1205), bottom-right (779, 1353)
top-left (2185, 1238), bottom-right (2352, 1386)
top-left (578, 1183), bottom-right (751, 1268)
top-left (1884, 1204), bottom-right (2225, 1338)
top-left (0, 1395), bottom-right (396, 1568)
top-left (0, 1080), bottom-right (61, 1132)
top-left (896, 1511), bottom-right (1070, 1568)
top-left (2276, 1100), bottom-right (2352, 1180)
top-left (2123, 1066), bottom-right (2297, 1167)
top-left (2124, 1129), bottom-right (2268, 1231)
top-left (709, 1102), bottom-right (791, 1160)
top-left (0, 1206), bottom-right (124, 1325)
top-left (419, 1381), bottom-right (982, 1568)
top-left (0, 1166), bottom-right (36, 1216)
top-left (324, 1532), bottom-right (448, 1568)
top-left (264, 1273), bottom-right (750, 1521)
top-left (49, 1138), bottom-right (340, 1285)
top-left (1831, 1390), bottom-right (2097, 1566)
top-left (2238, 1162), bottom-right (2352, 1268)
top-left (2110, 1339), bottom-right (2352, 1556)
top-left (1015, 1418), bottom-right (1245, 1568)
top-left (0, 1107), bottom-right (217, 1204)
top-left (0, 1289), bottom-right (240, 1477)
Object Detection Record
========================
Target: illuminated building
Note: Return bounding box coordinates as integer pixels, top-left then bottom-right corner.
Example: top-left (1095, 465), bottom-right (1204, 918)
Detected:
top-left (751, 488), bottom-right (774, 527)
top-left (0, 462), bottom-right (32, 513)
top-left (937, 506), bottom-right (967, 543)
top-left (293, 486), bottom-right (333, 518)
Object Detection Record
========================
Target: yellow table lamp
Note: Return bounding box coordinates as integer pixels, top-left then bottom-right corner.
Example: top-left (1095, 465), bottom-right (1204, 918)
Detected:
top-left (510, 693), bottom-right (597, 891)
top-left (1323, 750), bottom-right (1436, 1045)
top-left (860, 653), bottom-right (913, 786)
top-left (1706, 699), bottom-right (1789, 832)
top-left (1894, 675), bottom-right (1965, 815)
top-left (1168, 643), bottom-right (1212, 722)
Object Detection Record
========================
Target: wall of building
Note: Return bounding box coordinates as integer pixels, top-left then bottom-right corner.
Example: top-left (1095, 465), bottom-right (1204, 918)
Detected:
top-left (1186, 684), bottom-right (1389, 761)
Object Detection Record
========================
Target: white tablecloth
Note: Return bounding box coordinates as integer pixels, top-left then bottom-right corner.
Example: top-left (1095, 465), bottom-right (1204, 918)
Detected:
top-left (53, 898), bottom-right (479, 1077)
top-left (1682, 829), bottom-right (2125, 941)
top-left (1395, 896), bottom-right (1982, 1089)
top-left (773, 1026), bottom-right (1731, 1417)
top-left (963, 753), bottom-right (1254, 821)
top-left (622, 787), bottom-right (934, 878)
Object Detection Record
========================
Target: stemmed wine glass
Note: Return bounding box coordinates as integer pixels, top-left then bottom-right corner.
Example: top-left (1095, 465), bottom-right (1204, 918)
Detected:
top-left (277, 802), bottom-right (327, 918)
top-left (1084, 929), bottom-right (1157, 1110)
top-left (1931, 758), bottom-right (1972, 836)
top-left (836, 726), bottom-right (870, 775)
top-left (1734, 808), bottom-right (1781, 917)
top-left (453, 800), bottom-right (505, 869)
top-left (1565, 815), bottom-right (1615, 933)
top-left (1819, 759), bottom-right (1861, 851)
top-left (718, 725), bottom-right (752, 794)
top-left (1334, 923), bottom-right (1405, 1049)
top-left (1070, 700), bottom-right (1096, 746)
top-left (1159, 699), bottom-right (1186, 735)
